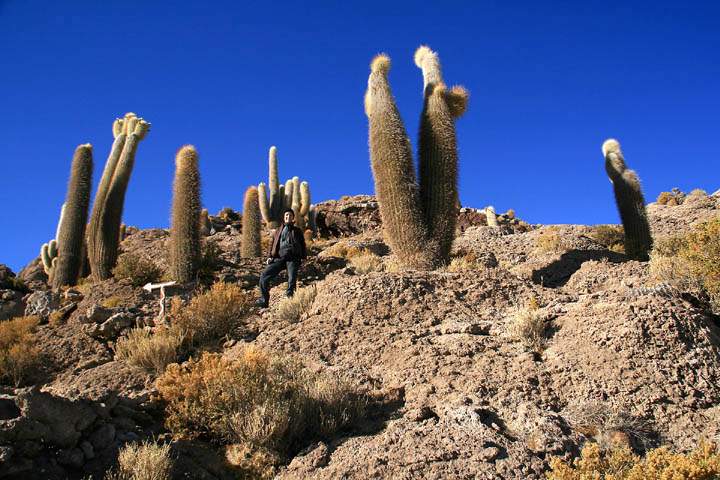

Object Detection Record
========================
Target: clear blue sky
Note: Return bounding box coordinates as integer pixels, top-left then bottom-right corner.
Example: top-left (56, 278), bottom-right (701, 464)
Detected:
top-left (1, 0), bottom-right (718, 272)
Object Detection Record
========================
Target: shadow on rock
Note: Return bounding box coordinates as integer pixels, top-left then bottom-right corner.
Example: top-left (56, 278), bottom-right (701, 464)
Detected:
top-left (532, 249), bottom-right (626, 288)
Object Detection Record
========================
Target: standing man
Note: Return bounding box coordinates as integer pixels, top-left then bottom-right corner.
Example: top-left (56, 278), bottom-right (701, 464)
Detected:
top-left (256, 209), bottom-right (307, 308)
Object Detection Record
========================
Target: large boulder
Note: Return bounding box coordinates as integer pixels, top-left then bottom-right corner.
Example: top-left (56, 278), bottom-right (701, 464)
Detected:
top-left (23, 290), bottom-right (61, 322)
top-left (314, 195), bottom-right (381, 238)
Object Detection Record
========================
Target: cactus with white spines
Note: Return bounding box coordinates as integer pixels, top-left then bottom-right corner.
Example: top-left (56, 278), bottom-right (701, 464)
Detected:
top-left (87, 113), bottom-right (150, 280)
top-left (602, 139), bottom-right (653, 260)
top-left (364, 46), bottom-right (468, 269)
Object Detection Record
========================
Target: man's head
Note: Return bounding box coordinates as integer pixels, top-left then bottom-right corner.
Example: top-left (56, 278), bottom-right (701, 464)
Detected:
top-left (283, 209), bottom-right (295, 224)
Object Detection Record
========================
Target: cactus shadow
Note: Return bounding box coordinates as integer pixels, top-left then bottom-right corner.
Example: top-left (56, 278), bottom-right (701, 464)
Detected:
top-left (531, 249), bottom-right (626, 288)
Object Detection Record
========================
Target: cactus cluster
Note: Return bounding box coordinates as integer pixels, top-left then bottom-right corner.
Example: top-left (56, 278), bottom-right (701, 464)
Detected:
top-left (170, 145), bottom-right (202, 283)
top-left (199, 209), bottom-right (213, 236)
top-left (87, 113), bottom-right (150, 280)
top-left (241, 186), bottom-right (262, 258)
top-left (258, 146), bottom-right (314, 231)
top-left (602, 139), bottom-right (653, 261)
top-left (364, 46), bottom-right (468, 269)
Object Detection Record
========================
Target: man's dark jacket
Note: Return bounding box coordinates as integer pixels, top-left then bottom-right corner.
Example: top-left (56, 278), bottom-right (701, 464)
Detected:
top-left (269, 224), bottom-right (307, 259)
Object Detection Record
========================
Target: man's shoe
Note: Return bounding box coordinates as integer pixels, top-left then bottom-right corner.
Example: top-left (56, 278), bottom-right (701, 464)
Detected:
top-left (255, 299), bottom-right (269, 308)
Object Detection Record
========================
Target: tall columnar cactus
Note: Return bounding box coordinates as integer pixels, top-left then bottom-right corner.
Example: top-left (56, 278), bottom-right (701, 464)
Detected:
top-left (258, 146), bottom-right (285, 229)
top-left (415, 46), bottom-right (468, 261)
top-left (485, 206), bottom-right (498, 227)
top-left (364, 54), bottom-right (434, 270)
top-left (602, 139), bottom-right (653, 260)
top-left (170, 145), bottom-right (202, 283)
top-left (241, 186), bottom-right (262, 258)
top-left (88, 113), bottom-right (150, 280)
top-left (53, 144), bottom-right (94, 288)
top-left (364, 47), bottom-right (467, 269)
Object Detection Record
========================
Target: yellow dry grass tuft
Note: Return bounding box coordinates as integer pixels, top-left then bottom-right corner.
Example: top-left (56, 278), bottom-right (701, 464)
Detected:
top-left (104, 440), bottom-right (173, 480)
top-left (0, 316), bottom-right (41, 386)
top-left (172, 282), bottom-right (254, 345)
top-left (649, 218), bottom-right (720, 311)
top-left (115, 326), bottom-right (186, 375)
top-left (548, 441), bottom-right (720, 480)
top-left (535, 227), bottom-right (566, 254)
top-left (275, 285), bottom-right (317, 322)
top-left (507, 299), bottom-right (546, 351)
top-left (350, 253), bottom-right (383, 274)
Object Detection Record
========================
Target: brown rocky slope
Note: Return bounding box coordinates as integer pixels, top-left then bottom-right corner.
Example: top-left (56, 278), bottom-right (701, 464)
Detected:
top-left (0, 191), bottom-right (718, 479)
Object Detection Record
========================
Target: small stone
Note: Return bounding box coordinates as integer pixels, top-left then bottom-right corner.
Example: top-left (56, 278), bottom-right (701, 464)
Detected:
top-left (479, 446), bottom-right (500, 462)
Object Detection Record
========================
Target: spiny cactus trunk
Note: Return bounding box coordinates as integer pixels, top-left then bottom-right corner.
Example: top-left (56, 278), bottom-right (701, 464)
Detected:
top-left (291, 176), bottom-right (305, 230)
top-left (53, 144), bottom-right (93, 288)
top-left (416, 46), bottom-right (467, 266)
top-left (87, 120), bottom-right (126, 279)
top-left (259, 146), bottom-right (283, 229)
top-left (603, 139), bottom-right (653, 261)
top-left (298, 181), bottom-right (311, 231)
top-left (241, 186), bottom-right (262, 258)
top-left (365, 54), bottom-right (433, 270)
top-left (170, 145), bottom-right (202, 283)
top-left (283, 179), bottom-right (294, 211)
top-left (88, 113), bottom-right (150, 280)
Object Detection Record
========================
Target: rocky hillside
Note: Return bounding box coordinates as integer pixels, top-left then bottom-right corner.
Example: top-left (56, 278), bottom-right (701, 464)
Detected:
top-left (0, 190), bottom-right (719, 479)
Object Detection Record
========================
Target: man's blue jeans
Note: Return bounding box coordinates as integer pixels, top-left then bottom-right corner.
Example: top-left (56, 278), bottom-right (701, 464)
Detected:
top-left (259, 257), bottom-right (300, 305)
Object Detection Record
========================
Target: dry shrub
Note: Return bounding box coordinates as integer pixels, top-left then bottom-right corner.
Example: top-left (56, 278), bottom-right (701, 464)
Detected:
top-left (0, 316), bottom-right (41, 386)
top-left (173, 282), bottom-right (253, 345)
top-left (656, 191), bottom-right (674, 205)
top-left (115, 326), bottom-right (186, 375)
top-left (566, 403), bottom-right (653, 451)
top-left (446, 250), bottom-right (487, 272)
top-left (275, 285), bottom-right (317, 322)
top-left (197, 240), bottom-right (222, 284)
top-left (649, 219), bottom-right (720, 311)
top-left (105, 440), bottom-right (173, 480)
top-left (590, 225), bottom-right (625, 253)
top-left (507, 298), bottom-right (545, 351)
top-left (681, 218), bottom-right (720, 308)
top-left (350, 253), bottom-right (383, 274)
top-left (535, 227), bottom-right (565, 254)
top-left (322, 242), bottom-right (365, 259)
top-left (113, 252), bottom-right (162, 288)
top-left (225, 442), bottom-right (282, 480)
top-left (156, 348), bottom-right (365, 461)
top-left (548, 441), bottom-right (720, 480)
top-left (102, 295), bottom-right (126, 308)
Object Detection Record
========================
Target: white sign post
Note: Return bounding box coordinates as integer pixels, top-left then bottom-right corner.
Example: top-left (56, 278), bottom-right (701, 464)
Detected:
top-left (143, 281), bottom-right (177, 322)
